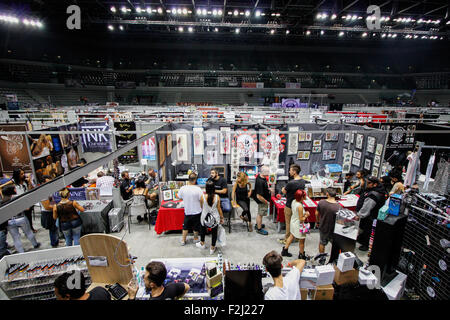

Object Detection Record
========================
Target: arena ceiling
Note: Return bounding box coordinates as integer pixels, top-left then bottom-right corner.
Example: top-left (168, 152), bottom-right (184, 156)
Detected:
top-left (0, 0), bottom-right (449, 39)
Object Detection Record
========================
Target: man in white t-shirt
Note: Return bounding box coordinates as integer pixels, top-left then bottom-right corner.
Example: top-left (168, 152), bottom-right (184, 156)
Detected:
top-left (95, 171), bottom-right (115, 196)
top-left (178, 172), bottom-right (204, 246)
top-left (262, 250), bottom-right (306, 300)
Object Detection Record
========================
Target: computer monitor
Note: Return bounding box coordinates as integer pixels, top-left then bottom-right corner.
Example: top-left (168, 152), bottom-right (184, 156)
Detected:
top-left (224, 270), bottom-right (264, 301)
top-left (197, 178), bottom-right (208, 187)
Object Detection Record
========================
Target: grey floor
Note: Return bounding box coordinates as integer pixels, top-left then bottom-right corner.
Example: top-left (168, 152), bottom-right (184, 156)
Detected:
top-left (6, 199), bottom-right (369, 270)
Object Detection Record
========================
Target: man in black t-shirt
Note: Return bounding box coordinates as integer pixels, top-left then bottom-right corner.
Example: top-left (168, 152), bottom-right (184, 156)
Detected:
top-left (253, 166), bottom-right (271, 235)
top-left (120, 171), bottom-right (133, 201)
top-left (54, 270), bottom-right (111, 300)
top-left (315, 188), bottom-right (340, 254)
top-left (127, 261), bottom-right (190, 300)
top-left (280, 164), bottom-right (306, 244)
top-left (207, 169), bottom-right (231, 214)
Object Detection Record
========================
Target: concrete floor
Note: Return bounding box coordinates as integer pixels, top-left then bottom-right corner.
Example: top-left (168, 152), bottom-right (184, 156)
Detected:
top-left (5, 200), bottom-right (369, 270)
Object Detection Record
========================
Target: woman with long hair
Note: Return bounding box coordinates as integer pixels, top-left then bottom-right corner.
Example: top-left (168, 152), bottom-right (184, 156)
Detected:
top-left (231, 171), bottom-right (253, 231)
top-left (53, 188), bottom-right (85, 246)
top-left (11, 168), bottom-right (36, 232)
top-left (133, 178), bottom-right (149, 223)
top-left (281, 189), bottom-right (309, 259)
top-left (197, 180), bottom-right (224, 255)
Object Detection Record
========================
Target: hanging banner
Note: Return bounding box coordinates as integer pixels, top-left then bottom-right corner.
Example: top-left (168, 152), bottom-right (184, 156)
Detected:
top-left (114, 121), bottom-right (138, 164)
top-left (78, 122), bottom-right (112, 153)
top-left (142, 135), bottom-right (156, 160)
top-left (220, 127), bottom-right (231, 154)
top-left (282, 99), bottom-right (301, 108)
top-left (0, 124), bottom-right (32, 174)
top-left (287, 126), bottom-right (299, 155)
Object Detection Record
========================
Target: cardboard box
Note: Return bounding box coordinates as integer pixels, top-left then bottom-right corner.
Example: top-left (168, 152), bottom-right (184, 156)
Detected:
top-left (358, 269), bottom-right (378, 287)
top-left (333, 265), bottom-right (359, 285)
top-left (337, 252), bottom-right (356, 272)
top-left (300, 285), bottom-right (334, 300)
top-left (315, 264), bottom-right (336, 286)
top-left (206, 271), bottom-right (222, 288)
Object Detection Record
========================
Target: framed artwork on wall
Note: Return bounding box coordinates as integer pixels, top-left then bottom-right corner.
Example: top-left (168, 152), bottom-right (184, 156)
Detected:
top-left (176, 133), bottom-right (189, 162)
top-left (166, 134), bottom-right (172, 156)
top-left (159, 138), bottom-right (166, 166)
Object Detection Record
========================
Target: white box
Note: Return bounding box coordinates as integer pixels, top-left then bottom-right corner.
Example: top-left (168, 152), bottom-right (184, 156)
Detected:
top-left (382, 271), bottom-right (407, 300)
top-left (358, 270), bottom-right (379, 287)
top-left (337, 252), bottom-right (356, 272)
top-left (315, 264), bottom-right (336, 286)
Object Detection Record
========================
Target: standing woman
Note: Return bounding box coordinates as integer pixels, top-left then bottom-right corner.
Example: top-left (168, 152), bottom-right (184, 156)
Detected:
top-left (133, 178), bottom-right (148, 223)
top-left (231, 172), bottom-right (253, 232)
top-left (11, 169), bottom-right (36, 232)
top-left (197, 181), bottom-right (224, 255)
top-left (53, 188), bottom-right (85, 246)
top-left (281, 190), bottom-right (310, 259)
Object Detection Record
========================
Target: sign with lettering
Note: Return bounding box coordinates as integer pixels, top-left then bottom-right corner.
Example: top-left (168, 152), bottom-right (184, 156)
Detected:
top-left (78, 122), bottom-right (112, 153)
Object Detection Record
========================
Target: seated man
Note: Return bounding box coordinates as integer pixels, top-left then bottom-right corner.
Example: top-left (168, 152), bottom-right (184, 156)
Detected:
top-left (262, 250), bottom-right (306, 300)
top-left (145, 168), bottom-right (159, 208)
top-left (207, 169), bottom-right (231, 215)
top-left (127, 261), bottom-right (190, 300)
top-left (54, 270), bottom-right (111, 300)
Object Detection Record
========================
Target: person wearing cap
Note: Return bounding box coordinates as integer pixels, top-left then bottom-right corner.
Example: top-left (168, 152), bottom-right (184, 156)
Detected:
top-left (355, 176), bottom-right (387, 251)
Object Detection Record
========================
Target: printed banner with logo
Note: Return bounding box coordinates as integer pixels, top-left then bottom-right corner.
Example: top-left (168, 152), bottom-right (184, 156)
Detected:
top-left (114, 121), bottom-right (138, 164)
top-left (78, 122), bottom-right (112, 153)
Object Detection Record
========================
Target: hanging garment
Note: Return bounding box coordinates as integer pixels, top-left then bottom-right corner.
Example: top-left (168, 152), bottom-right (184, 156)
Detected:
top-left (432, 159), bottom-right (450, 195)
top-left (404, 152), bottom-right (419, 187)
top-left (423, 154), bottom-right (435, 191)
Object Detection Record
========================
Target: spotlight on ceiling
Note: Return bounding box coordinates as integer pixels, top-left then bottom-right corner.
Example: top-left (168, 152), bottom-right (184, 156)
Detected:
top-left (119, 25), bottom-right (124, 31)
top-left (245, 10), bottom-right (250, 17)
top-left (255, 10), bottom-right (261, 17)
top-left (270, 29), bottom-right (275, 34)
top-left (136, 7), bottom-right (141, 14)
top-left (110, 6), bottom-right (116, 13)
top-left (188, 27), bottom-right (193, 32)
top-left (286, 30), bottom-right (290, 34)
top-left (306, 30), bottom-right (311, 35)
top-left (108, 25), bottom-right (114, 31)
top-left (178, 27), bottom-right (184, 32)
top-left (121, 6), bottom-right (127, 14)
top-left (235, 28), bottom-right (240, 33)
top-left (339, 31), bottom-right (344, 37)
top-left (362, 32), bottom-right (367, 37)
top-left (234, 10), bottom-right (239, 16)
top-left (331, 14), bottom-right (337, 20)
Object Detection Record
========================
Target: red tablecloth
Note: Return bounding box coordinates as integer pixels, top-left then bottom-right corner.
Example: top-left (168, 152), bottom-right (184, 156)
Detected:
top-left (154, 200), bottom-right (185, 234)
top-left (271, 195), bottom-right (359, 224)
top-left (271, 196), bottom-right (317, 223)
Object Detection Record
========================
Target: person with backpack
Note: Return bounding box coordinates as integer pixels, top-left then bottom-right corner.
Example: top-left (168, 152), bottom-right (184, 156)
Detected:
top-left (196, 180), bottom-right (224, 255)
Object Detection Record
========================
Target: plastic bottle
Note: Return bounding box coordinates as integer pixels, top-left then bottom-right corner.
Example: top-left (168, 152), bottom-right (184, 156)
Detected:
top-left (139, 267), bottom-right (145, 287)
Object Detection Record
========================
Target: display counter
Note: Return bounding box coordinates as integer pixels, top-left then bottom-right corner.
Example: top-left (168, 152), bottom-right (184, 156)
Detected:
top-left (0, 246), bottom-right (88, 300)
